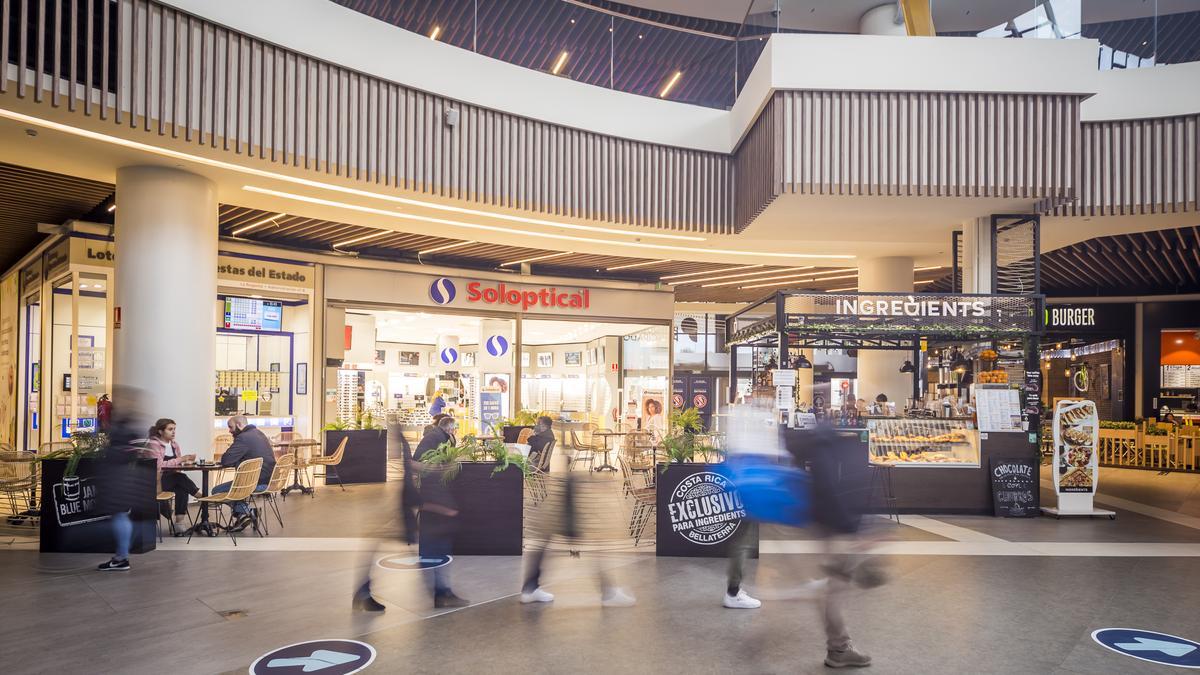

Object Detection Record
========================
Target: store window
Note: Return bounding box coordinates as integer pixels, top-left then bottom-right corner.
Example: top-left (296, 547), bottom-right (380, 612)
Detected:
top-left (48, 271), bottom-right (111, 440)
top-left (19, 289), bottom-right (40, 451)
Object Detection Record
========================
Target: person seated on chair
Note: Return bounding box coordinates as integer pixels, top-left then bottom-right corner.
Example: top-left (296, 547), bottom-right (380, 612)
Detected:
top-left (146, 418), bottom-right (198, 532)
top-left (526, 416), bottom-right (556, 470)
top-left (212, 415), bottom-right (276, 532)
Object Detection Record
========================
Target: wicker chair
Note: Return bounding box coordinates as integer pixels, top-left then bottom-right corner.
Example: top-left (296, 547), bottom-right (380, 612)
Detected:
top-left (189, 458), bottom-right (262, 545)
top-left (516, 427), bottom-right (535, 445)
top-left (619, 455), bottom-right (656, 545)
top-left (568, 430), bottom-right (596, 471)
top-left (525, 438), bottom-right (557, 505)
top-left (309, 437), bottom-right (348, 491)
top-left (252, 455), bottom-right (295, 534)
top-left (0, 447), bottom-right (36, 523)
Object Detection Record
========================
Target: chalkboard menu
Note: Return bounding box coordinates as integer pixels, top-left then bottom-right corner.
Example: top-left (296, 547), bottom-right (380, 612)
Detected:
top-left (990, 457), bottom-right (1039, 517)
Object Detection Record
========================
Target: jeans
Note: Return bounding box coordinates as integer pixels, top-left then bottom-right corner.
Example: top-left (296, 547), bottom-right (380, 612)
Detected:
top-left (419, 511), bottom-right (456, 596)
top-left (112, 511), bottom-right (132, 560)
top-left (211, 481), bottom-right (268, 515)
top-left (726, 519), bottom-right (757, 595)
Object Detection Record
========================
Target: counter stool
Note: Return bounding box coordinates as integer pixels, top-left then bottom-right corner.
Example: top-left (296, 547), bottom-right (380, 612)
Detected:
top-left (867, 464), bottom-right (901, 524)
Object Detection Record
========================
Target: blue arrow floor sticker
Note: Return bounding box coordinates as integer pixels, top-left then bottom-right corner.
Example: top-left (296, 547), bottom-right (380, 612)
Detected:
top-left (1093, 628), bottom-right (1200, 669)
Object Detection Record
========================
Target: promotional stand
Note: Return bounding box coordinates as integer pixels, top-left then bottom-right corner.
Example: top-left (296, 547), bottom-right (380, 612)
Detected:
top-left (1042, 399), bottom-right (1116, 519)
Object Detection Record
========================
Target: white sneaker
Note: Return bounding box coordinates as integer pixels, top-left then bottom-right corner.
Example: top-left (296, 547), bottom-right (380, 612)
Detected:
top-left (520, 588), bottom-right (555, 604)
top-left (723, 589), bottom-right (762, 609)
top-left (601, 587), bottom-right (636, 607)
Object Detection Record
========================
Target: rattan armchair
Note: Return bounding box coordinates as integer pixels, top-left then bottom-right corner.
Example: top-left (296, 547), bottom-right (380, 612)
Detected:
top-left (189, 457), bottom-right (262, 545)
top-left (309, 437), bottom-right (348, 491)
top-left (252, 455), bottom-right (295, 534)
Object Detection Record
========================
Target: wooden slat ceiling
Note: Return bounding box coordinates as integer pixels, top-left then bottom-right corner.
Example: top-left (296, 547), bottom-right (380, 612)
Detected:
top-left (0, 162), bottom-right (114, 271)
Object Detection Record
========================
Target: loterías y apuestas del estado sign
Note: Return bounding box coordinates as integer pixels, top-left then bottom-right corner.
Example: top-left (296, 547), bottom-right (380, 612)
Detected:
top-left (835, 296), bottom-right (988, 318)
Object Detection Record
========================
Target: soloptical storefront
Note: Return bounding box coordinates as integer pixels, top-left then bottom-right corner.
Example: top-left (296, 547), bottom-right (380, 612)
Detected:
top-left (323, 265), bottom-right (674, 442)
top-left (0, 226), bottom-right (674, 455)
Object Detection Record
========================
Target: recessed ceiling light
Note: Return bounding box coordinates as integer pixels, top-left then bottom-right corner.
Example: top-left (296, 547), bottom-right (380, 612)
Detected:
top-left (551, 51), bottom-right (569, 75)
top-left (429, 26), bottom-right (441, 41)
top-left (106, 204), bottom-right (116, 212)
top-left (1178, 339), bottom-right (1185, 344)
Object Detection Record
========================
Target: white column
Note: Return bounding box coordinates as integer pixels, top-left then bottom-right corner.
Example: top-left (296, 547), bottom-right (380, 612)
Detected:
top-left (961, 218), bottom-right (993, 294)
top-left (857, 256), bottom-right (914, 406)
top-left (114, 166), bottom-right (217, 458)
top-left (859, 4), bottom-right (906, 36)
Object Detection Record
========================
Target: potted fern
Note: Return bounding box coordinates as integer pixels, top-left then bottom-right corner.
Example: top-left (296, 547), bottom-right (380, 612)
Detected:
top-left (415, 434), bottom-right (527, 555)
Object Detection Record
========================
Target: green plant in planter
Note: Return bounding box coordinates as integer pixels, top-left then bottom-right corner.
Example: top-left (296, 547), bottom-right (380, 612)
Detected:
top-left (39, 430), bottom-right (110, 478)
top-left (1099, 421), bottom-right (1136, 430)
top-left (322, 418), bottom-right (351, 431)
top-left (417, 440), bottom-right (471, 484)
top-left (418, 437), bottom-right (530, 483)
top-left (357, 411), bottom-right (383, 430)
top-left (669, 407), bottom-right (703, 435)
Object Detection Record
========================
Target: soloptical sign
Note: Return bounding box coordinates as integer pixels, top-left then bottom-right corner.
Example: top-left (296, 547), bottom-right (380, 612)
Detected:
top-left (429, 277), bottom-right (590, 311)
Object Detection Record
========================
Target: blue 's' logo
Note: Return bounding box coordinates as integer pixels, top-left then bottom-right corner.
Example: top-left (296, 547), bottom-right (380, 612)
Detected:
top-left (430, 278), bottom-right (456, 305)
top-left (439, 347), bottom-right (459, 365)
top-left (485, 335), bottom-right (509, 357)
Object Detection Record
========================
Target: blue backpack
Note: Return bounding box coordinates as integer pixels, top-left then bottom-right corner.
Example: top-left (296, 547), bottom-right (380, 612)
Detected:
top-left (717, 455), bottom-right (810, 527)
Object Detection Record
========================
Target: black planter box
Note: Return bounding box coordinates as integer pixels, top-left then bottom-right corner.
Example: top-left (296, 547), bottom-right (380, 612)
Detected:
top-left (501, 425), bottom-right (534, 443)
top-left (419, 462), bottom-right (524, 556)
top-left (656, 462), bottom-right (757, 558)
top-left (323, 429), bottom-right (388, 484)
top-left (40, 458), bottom-right (157, 554)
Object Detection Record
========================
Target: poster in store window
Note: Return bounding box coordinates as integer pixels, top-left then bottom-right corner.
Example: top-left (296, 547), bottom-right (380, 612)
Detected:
top-left (641, 390), bottom-right (665, 439)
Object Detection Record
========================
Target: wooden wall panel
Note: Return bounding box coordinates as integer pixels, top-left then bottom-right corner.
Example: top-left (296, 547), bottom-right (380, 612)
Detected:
top-left (1048, 114), bottom-right (1199, 217)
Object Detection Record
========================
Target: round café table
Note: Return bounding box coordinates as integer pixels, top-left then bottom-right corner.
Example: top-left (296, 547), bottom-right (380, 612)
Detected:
top-left (274, 439), bottom-right (320, 496)
top-left (162, 463), bottom-right (229, 537)
top-left (590, 431), bottom-right (629, 472)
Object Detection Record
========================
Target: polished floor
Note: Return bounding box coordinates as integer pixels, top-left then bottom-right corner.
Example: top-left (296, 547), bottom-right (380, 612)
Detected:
top-left (5, 466), bottom-right (1200, 674)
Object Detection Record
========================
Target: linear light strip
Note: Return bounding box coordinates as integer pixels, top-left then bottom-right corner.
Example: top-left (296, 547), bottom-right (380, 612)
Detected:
top-left (740, 272), bottom-right (858, 290)
top-left (0, 108), bottom-right (708, 246)
top-left (429, 26), bottom-right (441, 41)
top-left (231, 213), bottom-right (285, 236)
top-left (551, 51), bottom-right (569, 75)
top-left (660, 264), bottom-right (762, 281)
top-left (914, 265), bottom-right (945, 271)
top-left (242, 187), bottom-right (854, 260)
top-left (501, 251), bottom-right (574, 266)
top-left (678, 266), bottom-right (814, 287)
top-left (606, 259), bottom-right (668, 271)
top-left (333, 231), bottom-right (389, 248)
top-left (417, 240), bottom-right (476, 255)
top-left (704, 267), bottom-right (855, 288)
top-left (659, 71), bottom-right (682, 98)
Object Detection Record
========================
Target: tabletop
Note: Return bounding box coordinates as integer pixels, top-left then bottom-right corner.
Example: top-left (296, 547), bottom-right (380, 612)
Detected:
top-left (162, 463), bottom-right (227, 471)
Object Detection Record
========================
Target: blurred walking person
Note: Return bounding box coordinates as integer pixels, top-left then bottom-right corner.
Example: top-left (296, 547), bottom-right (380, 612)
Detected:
top-left (520, 468), bottom-right (636, 608)
top-left (352, 429), bottom-right (420, 613)
top-left (94, 389), bottom-right (152, 571)
top-left (413, 415), bottom-right (468, 608)
top-left (784, 422), bottom-right (883, 669)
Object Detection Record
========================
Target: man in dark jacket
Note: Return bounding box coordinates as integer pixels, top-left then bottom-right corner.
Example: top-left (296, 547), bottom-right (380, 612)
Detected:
top-left (412, 415), bottom-right (468, 608)
top-left (526, 416), bottom-right (556, 470)
top-left (212, 415), bottom-right (276, 530)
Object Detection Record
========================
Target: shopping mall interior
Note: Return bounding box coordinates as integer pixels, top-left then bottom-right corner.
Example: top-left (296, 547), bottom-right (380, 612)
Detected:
top-left (2, 0), bottom-right (1200, 673)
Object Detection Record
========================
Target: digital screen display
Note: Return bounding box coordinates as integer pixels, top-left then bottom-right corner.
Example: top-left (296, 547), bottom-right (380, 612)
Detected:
top-left (224, 297), bottom-right (283, 331)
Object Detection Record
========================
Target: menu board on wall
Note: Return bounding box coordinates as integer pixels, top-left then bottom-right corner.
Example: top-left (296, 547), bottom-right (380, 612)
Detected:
top-left (975, 386), bottom-right (1022, 432)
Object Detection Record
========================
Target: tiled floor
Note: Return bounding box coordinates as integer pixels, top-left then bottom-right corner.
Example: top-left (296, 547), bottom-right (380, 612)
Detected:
top-left (4, 465), bottom-right (1200, 674)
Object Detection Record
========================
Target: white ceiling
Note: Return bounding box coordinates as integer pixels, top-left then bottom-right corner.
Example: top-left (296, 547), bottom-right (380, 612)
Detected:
top-left (616, 0), bottom-right (1196, 33)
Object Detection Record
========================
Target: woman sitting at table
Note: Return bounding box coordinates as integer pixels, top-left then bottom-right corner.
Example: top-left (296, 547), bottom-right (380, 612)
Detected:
top-left (146, 418), bottom-right (198, 531)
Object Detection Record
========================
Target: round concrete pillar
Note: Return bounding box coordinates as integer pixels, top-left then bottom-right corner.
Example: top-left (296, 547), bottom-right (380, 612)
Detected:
top-left (857, 256), bottom-right (914, 407)
top-left (114, 166), bottom-right (218, 457)
top-left (859, 3), bottom-right (906, 36)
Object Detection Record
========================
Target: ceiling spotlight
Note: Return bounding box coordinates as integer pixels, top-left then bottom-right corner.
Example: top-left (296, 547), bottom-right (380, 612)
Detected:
top-left (106, 203), bottom-right (116, 213)
top-left (793, 354), bottom-right (812, 369)
top-left (899, 360), bottom-right (915, 373)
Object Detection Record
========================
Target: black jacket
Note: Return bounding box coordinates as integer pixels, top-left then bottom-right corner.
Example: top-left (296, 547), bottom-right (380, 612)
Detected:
top-left (413, 426), bottom-right (456, 510)
top-left (526, 429), bottom-right (556, 469)
top-left (220, 425), bottom-right (276, 485)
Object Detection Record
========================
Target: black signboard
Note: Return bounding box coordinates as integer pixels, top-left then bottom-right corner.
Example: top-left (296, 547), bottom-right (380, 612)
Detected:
top-left (989, 457), bottom-right (1039, 517)
top-left (656, 463), bottom-right (757, 557)
top-left (39, 458), bottom-right (157, 553)
top-left (1044, 303), bottom-right (1134, 335)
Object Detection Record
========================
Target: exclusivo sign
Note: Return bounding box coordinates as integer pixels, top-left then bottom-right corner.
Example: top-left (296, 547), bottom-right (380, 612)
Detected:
top-left (667, 471), bottom-right (745, 545)
top-left (429, 277), bottom-right (591, 312)
top-left (835, 296), bottom-right (987, 318)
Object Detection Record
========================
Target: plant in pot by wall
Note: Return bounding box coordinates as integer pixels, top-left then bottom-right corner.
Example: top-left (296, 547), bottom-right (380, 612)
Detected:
top-left (659, 406), bottom-right (705, 469)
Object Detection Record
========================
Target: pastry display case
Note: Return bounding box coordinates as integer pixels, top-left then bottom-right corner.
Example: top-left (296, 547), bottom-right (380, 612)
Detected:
top-left (867, 418), bottom-right (980, 467)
